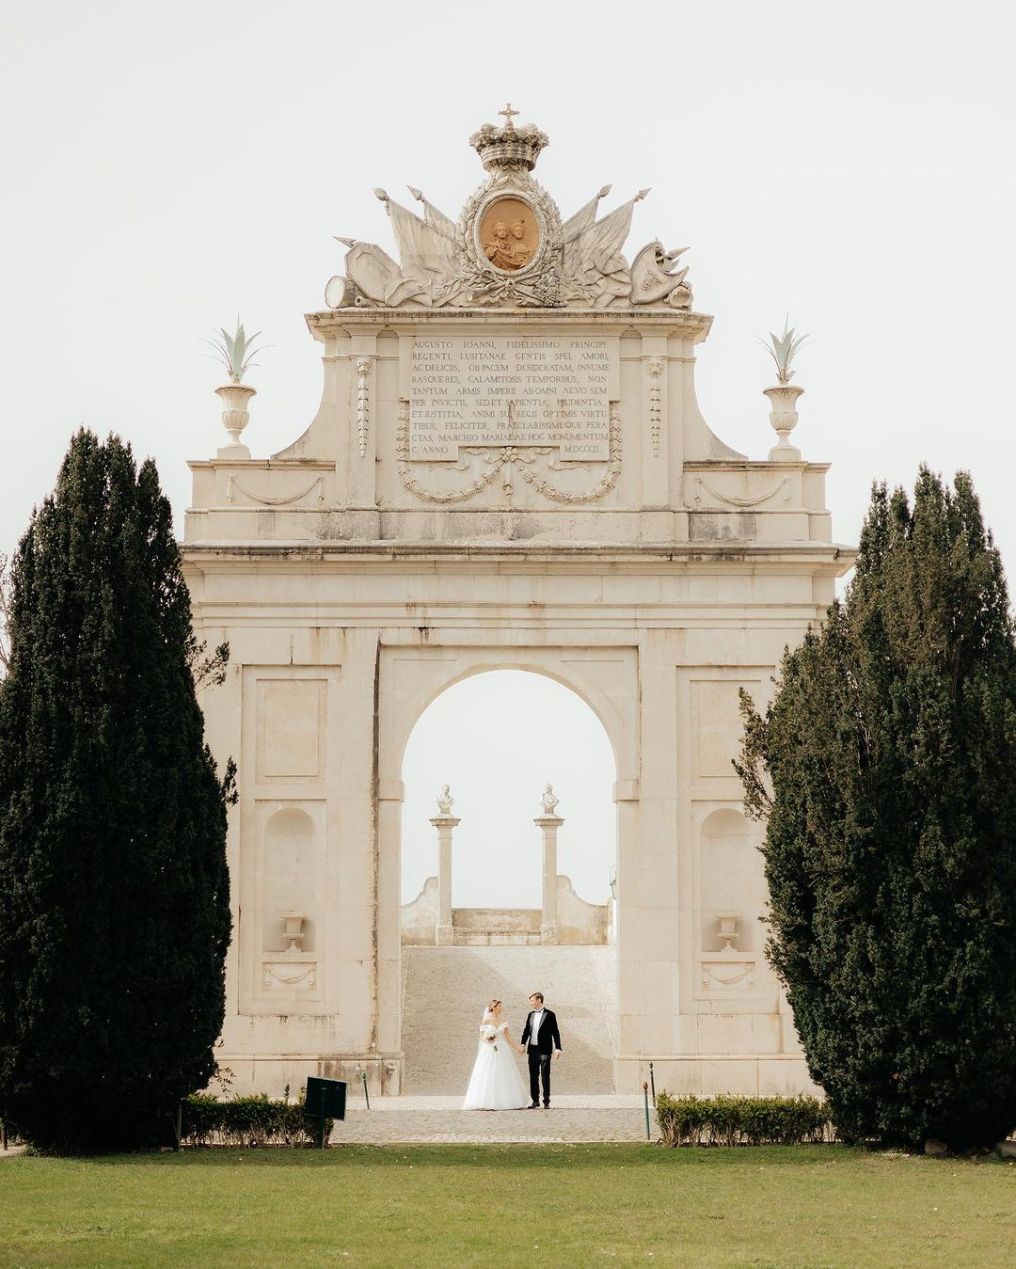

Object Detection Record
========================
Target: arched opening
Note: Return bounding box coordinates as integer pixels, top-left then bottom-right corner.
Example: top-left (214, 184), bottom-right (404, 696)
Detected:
top-left (396, 668), bottom-right (619, 1094)
top-left (401, 670), bottom-right (615, 912)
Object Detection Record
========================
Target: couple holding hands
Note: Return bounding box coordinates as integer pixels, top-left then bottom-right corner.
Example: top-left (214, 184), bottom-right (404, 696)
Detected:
top-left (462, 992), bottom-right (562, 1111)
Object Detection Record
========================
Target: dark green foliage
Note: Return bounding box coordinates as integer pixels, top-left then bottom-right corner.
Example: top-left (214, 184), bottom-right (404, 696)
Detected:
top-left (654, 1094), bottom-right (830, 1147)
top-left (0, 430), bottom-right (232, 1153)
top-left (181, 1094), bottom-right (330, 1148)
top-left (737, 468), bottom-right (1016, 1150)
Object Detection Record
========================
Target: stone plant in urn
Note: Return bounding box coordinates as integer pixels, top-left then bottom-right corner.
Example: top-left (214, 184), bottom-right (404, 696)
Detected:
top-left (206, 318), bottom-right (265, 456)
top-left (325, 104), bottom-right (695, 312)
top-left (759, 319), bottom-right (808, 461)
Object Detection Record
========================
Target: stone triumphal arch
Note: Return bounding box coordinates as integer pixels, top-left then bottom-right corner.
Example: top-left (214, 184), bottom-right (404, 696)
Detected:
top-left (183, 110), bottom-right (853, 1098)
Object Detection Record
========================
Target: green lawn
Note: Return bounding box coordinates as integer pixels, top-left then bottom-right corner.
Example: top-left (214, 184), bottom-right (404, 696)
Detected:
top-left (2, 1144), bottom-right (1014, 1268)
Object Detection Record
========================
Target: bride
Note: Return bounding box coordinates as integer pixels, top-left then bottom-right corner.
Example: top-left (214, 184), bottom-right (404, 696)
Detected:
top-left (462, 998), bottom-right (529, 1110)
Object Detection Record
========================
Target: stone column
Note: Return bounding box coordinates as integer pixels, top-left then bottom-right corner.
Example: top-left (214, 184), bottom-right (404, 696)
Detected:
top-left (430, 801), bottom-right (460, 946)
top-left (534, 807), bottom-right (564, 945)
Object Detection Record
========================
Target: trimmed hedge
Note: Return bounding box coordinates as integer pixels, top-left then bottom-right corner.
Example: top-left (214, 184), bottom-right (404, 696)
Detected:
top-left (180, 1094), bottom-right (331, 1148)
top-left (655, 1094), bottom-right (831, 1147)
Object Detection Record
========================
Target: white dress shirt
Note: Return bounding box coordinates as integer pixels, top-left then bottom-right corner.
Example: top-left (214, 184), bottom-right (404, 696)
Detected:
top-left (529, 1008), bottom-right (544, 1046)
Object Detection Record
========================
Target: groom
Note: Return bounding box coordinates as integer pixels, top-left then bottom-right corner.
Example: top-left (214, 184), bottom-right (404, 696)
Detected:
top-left (519, 991), bottom-right (562, 1108)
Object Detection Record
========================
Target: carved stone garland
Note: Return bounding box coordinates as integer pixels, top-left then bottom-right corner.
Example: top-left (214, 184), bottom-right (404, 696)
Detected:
top-left (646, 358), bottom-right (664, 457)
top-left (516, 404), bottom-right (622, 503)
top-left (226, 475), bottom-right (325, 507)
top-left (263, 962), bottom-right (317, 990)
top-left (395, 404), bottom-right (507, 504)
top-left (353, 356), bottom-right (374, 457)
top-left (395, 402), bottom-right (622, 505)
top-left (692, 475), bottom-right (790, 508)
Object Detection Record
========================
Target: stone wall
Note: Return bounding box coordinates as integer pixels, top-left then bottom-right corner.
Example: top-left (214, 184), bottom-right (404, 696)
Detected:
top-left (401, 875), bottom-right (609, 946)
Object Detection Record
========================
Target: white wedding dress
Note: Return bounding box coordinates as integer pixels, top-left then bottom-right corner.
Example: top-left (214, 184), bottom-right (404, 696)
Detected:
top-left (462, 1013), bottom-right (529, 1110)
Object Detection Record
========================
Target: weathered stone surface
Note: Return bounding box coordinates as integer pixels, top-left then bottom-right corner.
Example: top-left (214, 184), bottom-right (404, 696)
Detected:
top-left (182, 111), bottom-right (853, 1101)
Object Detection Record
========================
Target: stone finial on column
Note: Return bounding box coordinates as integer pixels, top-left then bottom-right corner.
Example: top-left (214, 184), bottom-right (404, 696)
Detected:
top-left (535, 785), bottom-right (564, 944)
top-left (430, 785), bottom-right (460, 946)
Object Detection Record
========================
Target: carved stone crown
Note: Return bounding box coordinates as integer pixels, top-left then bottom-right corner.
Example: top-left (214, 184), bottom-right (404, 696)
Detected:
top-left (469, 121), bottom-right (549, 172)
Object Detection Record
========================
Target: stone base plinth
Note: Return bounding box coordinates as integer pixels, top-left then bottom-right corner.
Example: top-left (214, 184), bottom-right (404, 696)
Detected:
top-left (214, 1053), bottom-right (403, 1100)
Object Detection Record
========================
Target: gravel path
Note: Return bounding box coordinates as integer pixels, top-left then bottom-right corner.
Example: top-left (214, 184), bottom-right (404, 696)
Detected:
top-left (331, 1095), bottom-right (651, 1144)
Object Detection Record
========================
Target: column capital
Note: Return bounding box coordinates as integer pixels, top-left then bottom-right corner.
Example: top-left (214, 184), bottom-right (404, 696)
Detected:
top-left (430, 816), bottom-right (461, 829)
top-left (533, 815), bottom-right (564, 829)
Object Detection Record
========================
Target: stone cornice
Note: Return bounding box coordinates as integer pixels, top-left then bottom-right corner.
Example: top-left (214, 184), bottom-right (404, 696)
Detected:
top-left (180, 541), bottom-right (856, 568)
top-left (305, 307), bottom-right (713, 342)
top-left (684, 459), bottom-right (831, 475)
top-left (187, 458), bottom-right (335, 472)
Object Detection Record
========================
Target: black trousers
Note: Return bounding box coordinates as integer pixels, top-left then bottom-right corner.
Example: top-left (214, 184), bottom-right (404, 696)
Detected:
top-left (527, 1047), bottom-right (551, 1105)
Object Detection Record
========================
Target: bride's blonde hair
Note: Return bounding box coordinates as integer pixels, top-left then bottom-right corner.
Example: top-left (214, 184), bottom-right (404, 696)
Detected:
top-left (488, 997), bottom-right (502, 1012)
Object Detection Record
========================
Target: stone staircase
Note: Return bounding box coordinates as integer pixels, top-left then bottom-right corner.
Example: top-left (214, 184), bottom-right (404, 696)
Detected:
top-left (401, 944), bottom-right (617, 1095)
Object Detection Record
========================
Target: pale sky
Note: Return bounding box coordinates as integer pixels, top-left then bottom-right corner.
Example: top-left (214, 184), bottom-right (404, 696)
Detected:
top-left (3, 1), bottom-right (1014, 904)
top-left (401, 672), bottom-right (615, 908)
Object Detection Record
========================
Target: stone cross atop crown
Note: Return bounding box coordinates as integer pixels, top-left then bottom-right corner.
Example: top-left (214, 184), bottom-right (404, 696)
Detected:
top-left (469, 103), bottom-right (549, 173)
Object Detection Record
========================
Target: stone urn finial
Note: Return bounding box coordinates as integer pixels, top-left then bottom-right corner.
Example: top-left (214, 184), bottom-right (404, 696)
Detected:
top-left (281, 911), bottom-right (306, 953)
top-left (717, 913), bottom-right (739, 950)
top-left (757, 319), bottom-right (808, 461)
top-left (216, 382), bottom-right (257, 454)
top-left (205, 318), bottom-right (265, 457)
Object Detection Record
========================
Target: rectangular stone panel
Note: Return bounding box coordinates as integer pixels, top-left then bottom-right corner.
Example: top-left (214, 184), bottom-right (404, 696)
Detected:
top-left (256, 679), bottom-right (326, 779)
top-left (409, 335), bottom-right (611, 460)
top-left (261, 958), bottom-right (318, 994)
top-left (691, 681), bottom-right (752, 779)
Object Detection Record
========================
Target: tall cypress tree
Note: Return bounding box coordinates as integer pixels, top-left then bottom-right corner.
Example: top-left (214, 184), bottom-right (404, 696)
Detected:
top-left (738, 468), bottom-right (1016, 1150)
top-left (0, 430), bottom-right (232, 1152)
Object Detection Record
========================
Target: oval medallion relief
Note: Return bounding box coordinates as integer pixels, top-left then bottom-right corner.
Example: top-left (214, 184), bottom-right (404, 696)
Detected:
top-left (479, 197), bottom-right (540, 273)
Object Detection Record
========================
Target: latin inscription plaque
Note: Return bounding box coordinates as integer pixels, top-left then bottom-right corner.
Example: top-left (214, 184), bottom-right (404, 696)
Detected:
top-left (409, 336), bottom-right (612, 461)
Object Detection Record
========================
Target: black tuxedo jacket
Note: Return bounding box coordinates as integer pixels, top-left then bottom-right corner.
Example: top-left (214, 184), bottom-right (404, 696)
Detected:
top-left (521, 1008), bottom-right (561, 1054)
